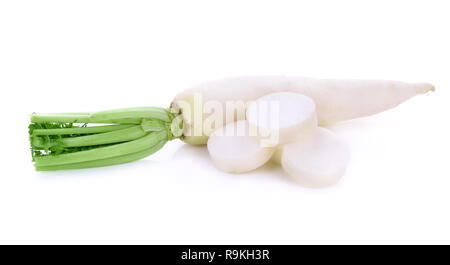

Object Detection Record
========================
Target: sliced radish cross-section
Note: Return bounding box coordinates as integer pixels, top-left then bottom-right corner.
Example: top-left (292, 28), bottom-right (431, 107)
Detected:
top-left (280, 127), bottom-right (350, 187)
top-left (246, 92), bottom-right (317, 146)
top-left (207, 120), bottom-right (274, 173)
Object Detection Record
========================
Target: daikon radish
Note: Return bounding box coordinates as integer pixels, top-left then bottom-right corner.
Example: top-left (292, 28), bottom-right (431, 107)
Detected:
top-left (29, 75), bottom-right (432, 172)
top-left (279, 127), bottom-right (350, 187)
top-left (246, 92), bottom-right (317, 146)
top-left (172, 76), bottom-right (434, 145)
top-left (207, 120), bottom-right (274, 173)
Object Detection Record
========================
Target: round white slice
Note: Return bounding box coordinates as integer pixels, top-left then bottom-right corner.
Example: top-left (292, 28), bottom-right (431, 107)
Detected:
top-left (246, 92), bottom-right (317, 146)
top-left (280, 127), bottom-right (350, 187)
top-left (207, 120), bottom-right (275, 173)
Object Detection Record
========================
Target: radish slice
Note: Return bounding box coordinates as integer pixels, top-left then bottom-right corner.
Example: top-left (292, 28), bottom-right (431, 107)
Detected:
top-left (246, 92), bottom-right (317, 146)
top-left (280, 127), bottom-right (350, 187)
top-left (207, 120), bottom-right (274, 173)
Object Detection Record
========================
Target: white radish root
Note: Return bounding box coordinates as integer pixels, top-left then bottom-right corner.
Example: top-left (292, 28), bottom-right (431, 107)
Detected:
top-left (271, 147), bottom-right (283, 165)
top-left (246, 92), bottom-right (317, 146)
top-left (279, 127), bottom-right (350, 187)
top-left (207, 120), bottom-right (274, 173)
top-left (172, 76), bottom-right (434, 145)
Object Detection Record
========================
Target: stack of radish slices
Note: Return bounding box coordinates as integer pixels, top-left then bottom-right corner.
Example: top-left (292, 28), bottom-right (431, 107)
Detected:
top-left (207, 92), bottom-right (349, 188)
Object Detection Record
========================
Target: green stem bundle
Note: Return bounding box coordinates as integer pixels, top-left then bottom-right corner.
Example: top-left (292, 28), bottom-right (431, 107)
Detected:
top-left (29, 107), bottom-right (181, 171)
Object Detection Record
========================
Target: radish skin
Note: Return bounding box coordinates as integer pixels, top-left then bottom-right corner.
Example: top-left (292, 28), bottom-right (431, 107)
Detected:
top-left (207, 120), bottom-right (275, 173)
top-left (172, 76), bottom-right (434, 145)
top-left (279, 127), bottom-right (350, 187)
top-left (271, 147), bottom-right (283, 165)
top-left (246, 92), bottom-right (317, 146)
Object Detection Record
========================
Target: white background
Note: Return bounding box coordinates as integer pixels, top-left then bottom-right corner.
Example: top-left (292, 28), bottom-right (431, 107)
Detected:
top-left (0, 0), bottom-right (449, 244)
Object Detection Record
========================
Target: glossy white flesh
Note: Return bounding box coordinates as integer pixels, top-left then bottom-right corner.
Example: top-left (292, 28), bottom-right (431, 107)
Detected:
top-left (246, 92), bottom-right (317, 146)
top-left (207, 120), bottom-right (275, 173)
top-left (280, 127), bottom-right (350, 187)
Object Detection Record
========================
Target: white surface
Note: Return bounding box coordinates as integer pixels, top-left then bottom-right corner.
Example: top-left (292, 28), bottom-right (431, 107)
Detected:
top-left (207, 120), bottom-right (274, 173)
top-left (280, 127), bottom-right (350, 188)
top-left (246, 92), bottom-right (317, 145)
top-left (0, 0), bottom-right (449, 244)
top-left (247, 93), bottom-right (316, 130)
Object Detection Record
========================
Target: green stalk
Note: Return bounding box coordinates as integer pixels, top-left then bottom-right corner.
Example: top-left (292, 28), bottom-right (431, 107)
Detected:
top-left (31, 113), bottom-right (93, 123)
top-left (35, 140), bottom-right (167, 171)
top-left (30, 113), bottom-right (142, 124)
top-left (59, 125), bottom-right (147, 147)
top-left (29, 106), bottom-right (183, 170)
top-left (34, 130), bottom-right (168, 167)
top-left (90, 107), bottom-right (172, 123)
top-left (32, 124), bottom-right (134, 136)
